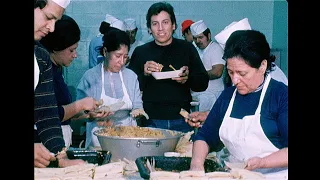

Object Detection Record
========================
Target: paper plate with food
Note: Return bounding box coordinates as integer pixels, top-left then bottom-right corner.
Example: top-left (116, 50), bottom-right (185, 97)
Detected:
top-left (151, 64), bottom-right (182, 80)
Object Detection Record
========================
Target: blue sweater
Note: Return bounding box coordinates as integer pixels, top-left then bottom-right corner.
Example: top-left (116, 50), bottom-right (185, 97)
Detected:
top-left (194, 79), bottom-right (288, 151)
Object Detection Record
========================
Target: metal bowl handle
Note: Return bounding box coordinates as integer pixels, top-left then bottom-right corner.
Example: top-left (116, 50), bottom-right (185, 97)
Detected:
top-left (136, 140), bottom-right (161, 148)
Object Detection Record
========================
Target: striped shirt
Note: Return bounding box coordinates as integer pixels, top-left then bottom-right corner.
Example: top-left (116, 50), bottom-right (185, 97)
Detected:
top-left (34, 42), bottom-right (65, 153)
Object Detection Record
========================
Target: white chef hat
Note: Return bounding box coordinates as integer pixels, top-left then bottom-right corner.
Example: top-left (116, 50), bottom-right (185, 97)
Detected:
top-left (124, 18), bottom-right (137, 31)
top-left (104, 14), bottom-right (126, 31)
top-left (51, 0), bottom-right (70, 9)
top-left (190, 20), bottom-right (208, 36)
top-left (215, 18), bottom-right (252, 49)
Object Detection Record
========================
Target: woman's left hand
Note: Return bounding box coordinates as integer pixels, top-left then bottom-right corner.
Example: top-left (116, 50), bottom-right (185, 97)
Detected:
top-left (172, 66), bottom-right (189, 84)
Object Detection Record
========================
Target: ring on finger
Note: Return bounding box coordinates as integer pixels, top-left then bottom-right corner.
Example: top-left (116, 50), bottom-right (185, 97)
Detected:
top-left (147, 67), bottom-right (149, 71)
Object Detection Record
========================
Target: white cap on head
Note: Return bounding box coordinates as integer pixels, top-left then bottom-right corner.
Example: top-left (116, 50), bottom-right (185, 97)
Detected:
top-left (51, 0), bottom-right (70, 9)
top-left (104, 14), bottom-right (125, 31)
top-left (190, 20), bottom-right (208, 36)
top-left (215, 18), bottom-right (252, 49)
top-left (124, 18), bottom-right (137, 31)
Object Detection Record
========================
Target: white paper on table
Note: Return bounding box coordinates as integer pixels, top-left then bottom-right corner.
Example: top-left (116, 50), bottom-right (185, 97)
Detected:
top-left (152, 69), bottom-right (182, 80)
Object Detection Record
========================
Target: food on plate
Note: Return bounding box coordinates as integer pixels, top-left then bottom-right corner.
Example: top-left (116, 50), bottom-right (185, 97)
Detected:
top-left (130, 108), bottom-right (149, 119)
top-left (96, 126), bottom-right (165, 138)
top-left (158, 63), bottom-right (164, 72)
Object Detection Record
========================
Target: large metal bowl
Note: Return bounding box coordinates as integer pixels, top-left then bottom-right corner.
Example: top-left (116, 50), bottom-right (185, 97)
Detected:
top-left (93, 126), bottom-right (184, 161)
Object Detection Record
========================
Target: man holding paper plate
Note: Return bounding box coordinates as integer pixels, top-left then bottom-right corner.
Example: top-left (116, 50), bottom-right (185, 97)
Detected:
top-left (128, 2), bottom-right (209, 132)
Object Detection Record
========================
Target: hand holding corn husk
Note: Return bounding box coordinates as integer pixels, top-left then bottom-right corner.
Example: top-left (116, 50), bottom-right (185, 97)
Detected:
top-left (130, 108), bottom-right (149, 119)
top-left (175, 131), bottom-right (194, 157)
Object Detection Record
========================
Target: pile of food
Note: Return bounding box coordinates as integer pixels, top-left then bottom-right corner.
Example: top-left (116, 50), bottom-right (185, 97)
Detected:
top-left (96, 126), bottom-right (165, 138)
top-left (150, 169), bottom-right (266, 180)
top-left (34, 161), bottom-right (127, 180)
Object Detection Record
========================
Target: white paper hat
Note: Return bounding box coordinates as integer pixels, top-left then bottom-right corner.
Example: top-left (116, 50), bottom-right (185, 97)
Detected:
top-left (190, 20), bottom-right (208, 36)
top-left (215, 18), bottom-right (252, 49)
top-left (124, 18), bottom-right (137, 31)
top-left (104, 14), bottom-right (126, 31)
top-left (51, 0), bottom-right (70, 9)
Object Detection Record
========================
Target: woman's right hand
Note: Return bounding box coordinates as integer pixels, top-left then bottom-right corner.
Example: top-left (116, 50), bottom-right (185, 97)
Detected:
top-left (56, 150), bottom-right (87, 168)
top-left (186, 111), bottom-right (209, 128)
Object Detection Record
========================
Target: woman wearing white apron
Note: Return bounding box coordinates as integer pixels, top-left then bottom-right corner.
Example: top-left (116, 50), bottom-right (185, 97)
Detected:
top-left (76, 28), bottom-right (146, 149)
top-left (189, 30), bottom-right (288, 179)
top-left (219, 74), bottom-right (287, 178)
top-left (87, 65), bottom-right (136, 148)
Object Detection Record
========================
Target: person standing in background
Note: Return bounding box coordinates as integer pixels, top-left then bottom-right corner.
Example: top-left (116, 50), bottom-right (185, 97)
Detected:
top-left (215, 18), bottom-right (288, 86)
top-left (123, 18), bottom-right (145, 67)
top-left (34, 0), bottom-right (86, 168)
top-left (128, 1), bottom-right (209, 132)
top-left (40, 14), bottom-right (108, 148)
top-left (181, 19), bottom-right (194, 43)
top-left (88, 14), bottom-right (126, 69)
top-left (189, 20), bottom-right (225, 112)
